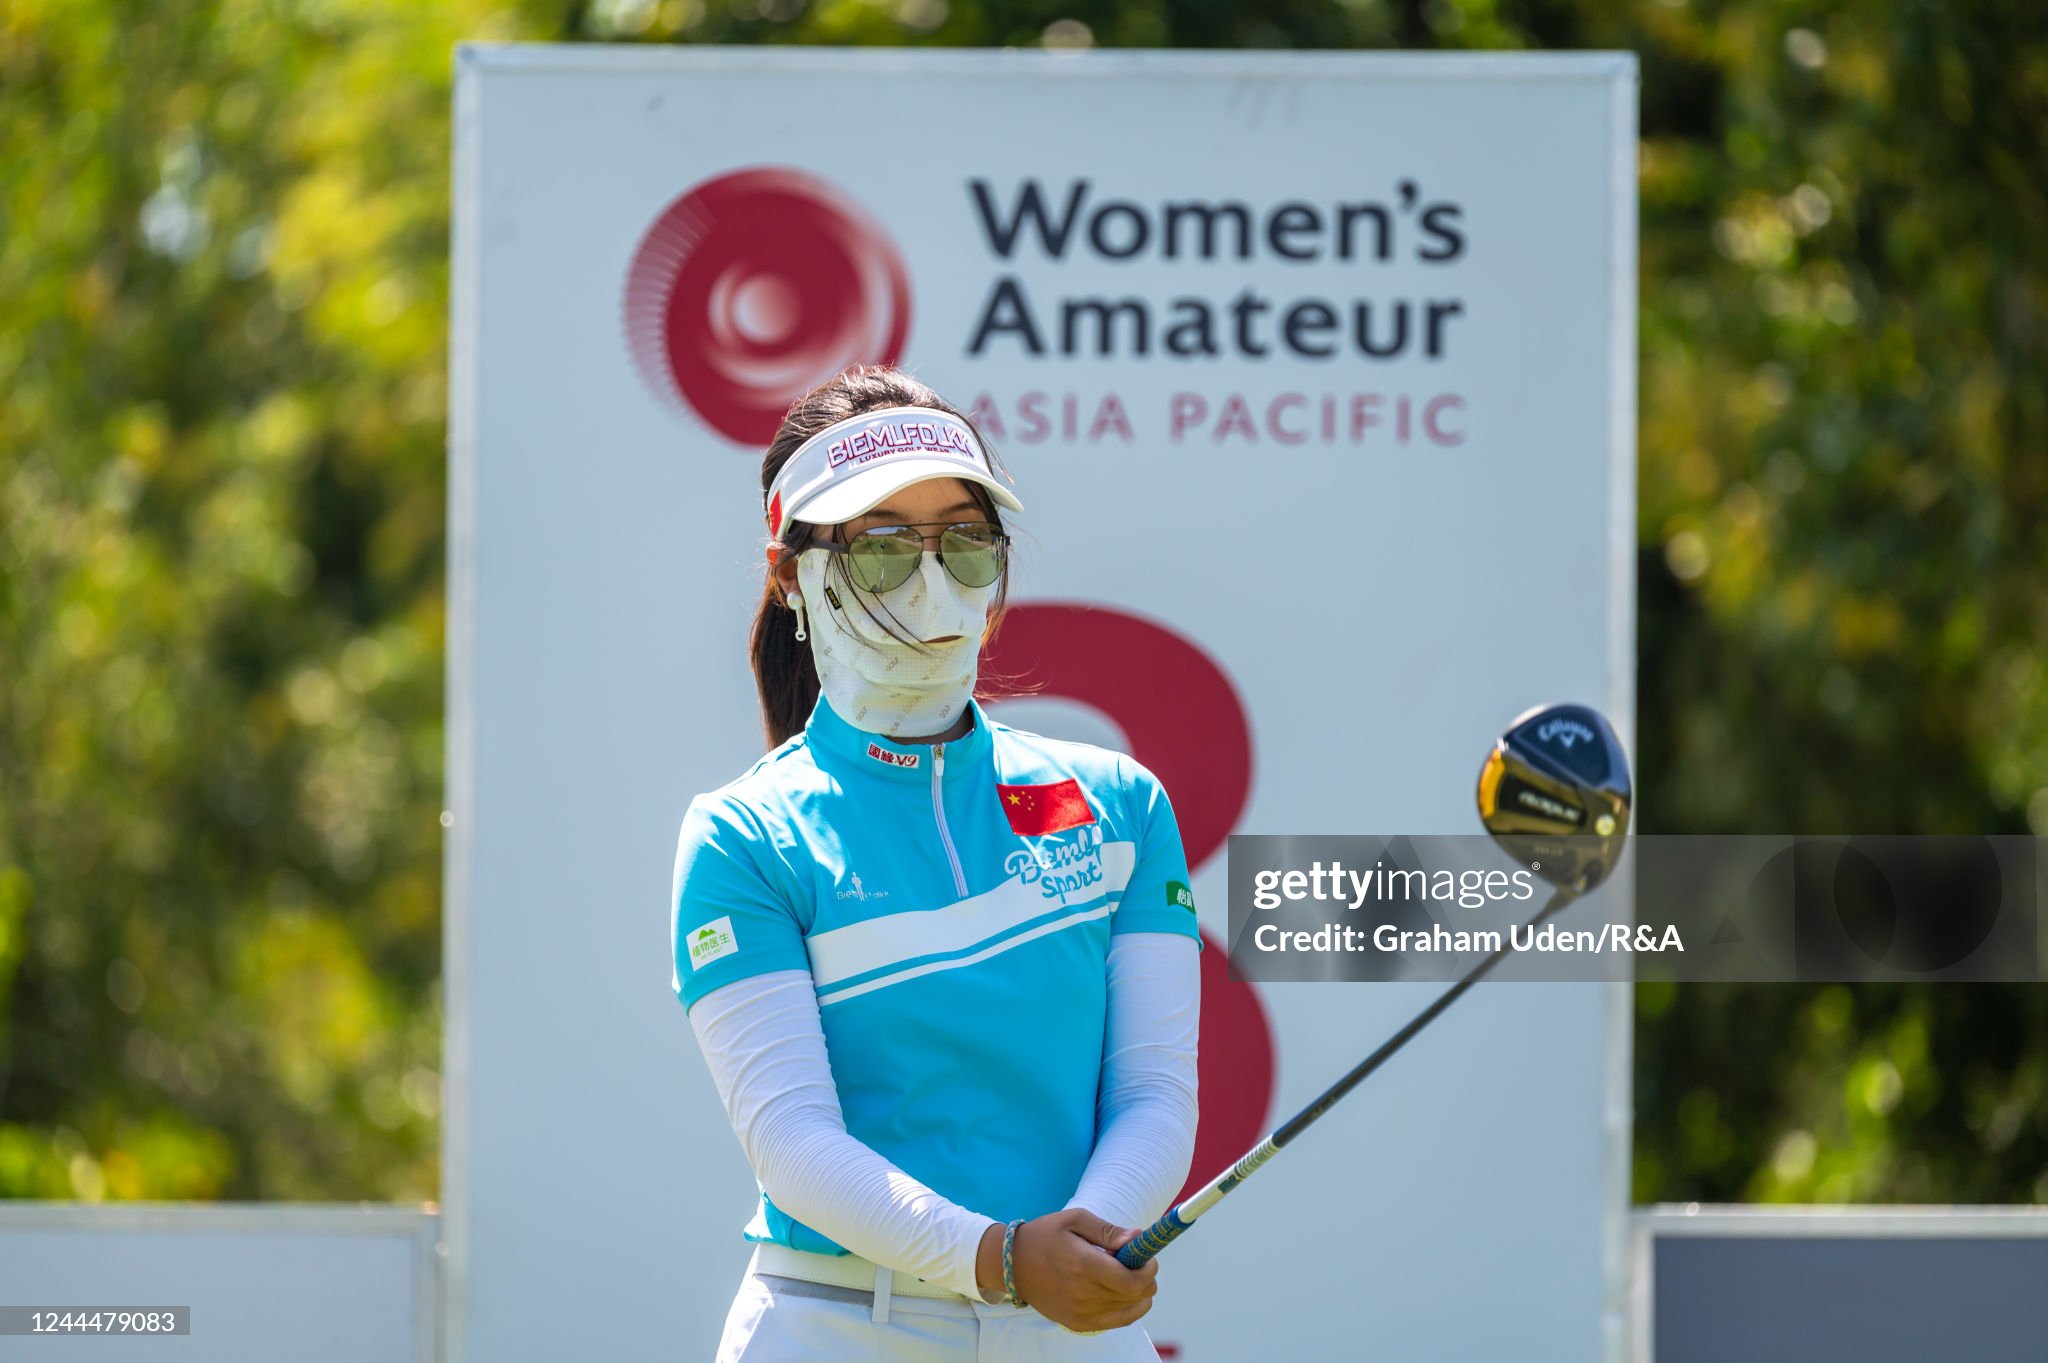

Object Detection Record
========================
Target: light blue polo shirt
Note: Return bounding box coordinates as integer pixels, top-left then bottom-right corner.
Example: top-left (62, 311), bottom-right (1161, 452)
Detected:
top-left (671, 692), bottom-right (1201, 1254)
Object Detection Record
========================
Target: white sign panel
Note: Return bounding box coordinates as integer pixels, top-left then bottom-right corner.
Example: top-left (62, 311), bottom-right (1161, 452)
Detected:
top-left (449, 47), bottom-right (1635, 1362)
top-left (0, 1204), bottom-right (438, 1363)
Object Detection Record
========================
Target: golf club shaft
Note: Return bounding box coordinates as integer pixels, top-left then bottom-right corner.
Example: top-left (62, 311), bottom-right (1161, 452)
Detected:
top-left (1115, 883), bottom-right (1582, 1268)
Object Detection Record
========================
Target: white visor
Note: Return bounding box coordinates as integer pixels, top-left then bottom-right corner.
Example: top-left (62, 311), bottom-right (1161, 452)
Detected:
top-left (765, 406), bottom-right (1023, 537)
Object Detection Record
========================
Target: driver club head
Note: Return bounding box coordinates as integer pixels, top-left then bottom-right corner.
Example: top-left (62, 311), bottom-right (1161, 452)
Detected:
top-left (1476, 703), bottom-right (1632, 894)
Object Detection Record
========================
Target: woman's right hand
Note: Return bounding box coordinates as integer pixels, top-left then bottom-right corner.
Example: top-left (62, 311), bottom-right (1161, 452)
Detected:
top-left (991, 1208), bottom-right (1160, 1332)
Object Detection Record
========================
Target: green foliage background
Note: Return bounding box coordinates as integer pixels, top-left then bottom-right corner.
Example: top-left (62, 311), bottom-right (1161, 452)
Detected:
top-left (2, 0), bottom-right (2043, 1205)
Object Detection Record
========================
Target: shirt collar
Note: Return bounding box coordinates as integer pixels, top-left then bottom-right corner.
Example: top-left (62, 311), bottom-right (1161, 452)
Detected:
top-left (804, 691), bottom-right (992, 784)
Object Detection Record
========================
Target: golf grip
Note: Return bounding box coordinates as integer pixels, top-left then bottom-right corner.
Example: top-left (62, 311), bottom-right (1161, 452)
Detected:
top-left (1114, 884), bottom-right (1581, 1269)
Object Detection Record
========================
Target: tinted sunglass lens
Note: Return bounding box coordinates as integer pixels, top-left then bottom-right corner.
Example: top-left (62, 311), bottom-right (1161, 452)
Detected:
top-left (940, 524), bottom-right (1005, 588)
top-left (847, 530), bottom-right (921, 592)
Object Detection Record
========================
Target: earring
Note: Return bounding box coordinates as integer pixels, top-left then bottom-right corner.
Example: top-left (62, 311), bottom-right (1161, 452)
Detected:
top-left (788, 593), bottom-right (808, 642)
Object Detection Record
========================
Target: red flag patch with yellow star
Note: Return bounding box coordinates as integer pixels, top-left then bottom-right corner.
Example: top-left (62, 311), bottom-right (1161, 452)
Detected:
top-left (996, 779), bottom-right (1096, 836)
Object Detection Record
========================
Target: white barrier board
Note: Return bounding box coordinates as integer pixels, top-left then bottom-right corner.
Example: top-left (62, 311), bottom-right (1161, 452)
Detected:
top-left (0, 1203), bottom-right (437, 1362)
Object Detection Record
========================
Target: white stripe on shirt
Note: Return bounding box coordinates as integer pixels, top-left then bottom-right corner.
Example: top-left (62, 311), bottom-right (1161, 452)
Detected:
top-left (807, 841), bottom-right (1136, 993)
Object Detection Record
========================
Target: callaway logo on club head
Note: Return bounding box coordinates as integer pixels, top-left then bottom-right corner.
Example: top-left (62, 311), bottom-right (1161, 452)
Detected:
top-left (1537, 717), bottom-right (1597, 749)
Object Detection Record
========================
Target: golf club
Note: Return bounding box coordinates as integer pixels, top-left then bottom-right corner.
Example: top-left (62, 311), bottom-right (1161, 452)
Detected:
top-left (1114, 702), bottom-right (1632, 1268)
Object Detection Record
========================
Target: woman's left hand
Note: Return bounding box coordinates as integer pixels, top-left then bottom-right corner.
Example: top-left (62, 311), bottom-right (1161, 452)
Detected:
top-left (1001, 1209), bottom-right (1160, 1332)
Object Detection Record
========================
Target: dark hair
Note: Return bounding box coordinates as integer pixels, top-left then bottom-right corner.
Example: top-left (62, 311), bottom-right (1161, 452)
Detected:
top-left (750, 365), bottom-right (1014, 749)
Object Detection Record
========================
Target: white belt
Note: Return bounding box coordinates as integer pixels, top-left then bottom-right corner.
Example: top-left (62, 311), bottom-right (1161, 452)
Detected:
top-left (748, 1242), bottom-right (977, 1322)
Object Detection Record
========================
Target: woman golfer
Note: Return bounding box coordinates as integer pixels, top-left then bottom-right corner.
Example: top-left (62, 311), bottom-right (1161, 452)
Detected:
top-left (672, 365), bottom-right (1202, 1361)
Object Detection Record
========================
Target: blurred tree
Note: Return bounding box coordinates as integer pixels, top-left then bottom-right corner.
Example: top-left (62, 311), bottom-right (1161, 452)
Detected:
top-left (0, 0), bottom-right (555, 1200)
top-left (1, 0), bottom-right (2042, 1204)
top-left (1616, 0), bottom-right (2048, 1204)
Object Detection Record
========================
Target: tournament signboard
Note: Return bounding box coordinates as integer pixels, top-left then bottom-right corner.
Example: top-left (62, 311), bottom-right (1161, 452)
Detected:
top-left (448, 47), bottom-right (1636, 1362)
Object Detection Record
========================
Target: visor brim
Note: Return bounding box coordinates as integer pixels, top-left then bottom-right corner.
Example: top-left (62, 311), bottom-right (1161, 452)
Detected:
top-left (787, 459), bottom-right (1025, 527)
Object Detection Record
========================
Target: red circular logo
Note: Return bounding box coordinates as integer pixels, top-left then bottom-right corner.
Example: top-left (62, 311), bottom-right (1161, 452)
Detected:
top-left (623, 168), bottom-right (911, 445)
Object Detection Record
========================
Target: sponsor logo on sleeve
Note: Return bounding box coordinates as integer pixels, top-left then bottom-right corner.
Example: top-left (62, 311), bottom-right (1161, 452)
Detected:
top-left (1167, 881), bottom-right (1196, 912)
top-left (688, 916), bottom-right (740, 970)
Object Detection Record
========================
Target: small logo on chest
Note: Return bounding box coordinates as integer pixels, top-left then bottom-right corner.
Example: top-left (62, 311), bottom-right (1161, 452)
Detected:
top-left (836, 872), bottom-right (889, 902)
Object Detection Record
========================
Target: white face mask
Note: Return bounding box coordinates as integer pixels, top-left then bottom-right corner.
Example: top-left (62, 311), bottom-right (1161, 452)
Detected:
top-left (796, 545), bottom-right (998, 738)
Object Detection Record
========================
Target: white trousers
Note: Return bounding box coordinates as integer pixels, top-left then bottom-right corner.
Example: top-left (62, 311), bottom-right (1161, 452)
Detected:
top-left (714, 1266), bottom-right (1161, 1362)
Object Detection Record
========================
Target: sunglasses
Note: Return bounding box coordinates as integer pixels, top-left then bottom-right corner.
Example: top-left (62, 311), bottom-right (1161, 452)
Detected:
top-left (810, 520), bottom-right (1009, 594)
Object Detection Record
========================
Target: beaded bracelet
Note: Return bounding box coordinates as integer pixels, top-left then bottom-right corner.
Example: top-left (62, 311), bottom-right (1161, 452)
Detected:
top-left (1001, 1219), bottom-right (1029, 1307)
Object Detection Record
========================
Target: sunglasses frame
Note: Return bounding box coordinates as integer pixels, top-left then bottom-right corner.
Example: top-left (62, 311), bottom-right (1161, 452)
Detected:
top-left (807, 520), bottom-right (1010, 594)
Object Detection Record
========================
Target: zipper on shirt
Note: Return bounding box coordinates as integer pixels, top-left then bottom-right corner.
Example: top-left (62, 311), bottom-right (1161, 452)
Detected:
top-left (930, 742), bottom-right (968, 897)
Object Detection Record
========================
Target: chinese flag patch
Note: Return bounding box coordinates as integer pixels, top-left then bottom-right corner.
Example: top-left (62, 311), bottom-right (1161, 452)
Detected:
top-left (997, 779), bottom-right (1096, 836)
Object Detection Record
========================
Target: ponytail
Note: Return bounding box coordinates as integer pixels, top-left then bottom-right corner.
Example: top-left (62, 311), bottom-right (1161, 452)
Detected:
top-left (751, 575), bottom-right (821, 750)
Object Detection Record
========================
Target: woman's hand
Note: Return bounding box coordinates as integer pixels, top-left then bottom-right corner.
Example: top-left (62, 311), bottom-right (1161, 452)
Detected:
top-left (974, 1209), bottom-right (1159, 1332)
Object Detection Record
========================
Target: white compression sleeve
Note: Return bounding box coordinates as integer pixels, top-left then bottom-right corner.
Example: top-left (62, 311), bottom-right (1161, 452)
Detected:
top-left (687, 969), bottom-right (998, 1300)
top-left (1064, 932), bottom-right (1202, 1231)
